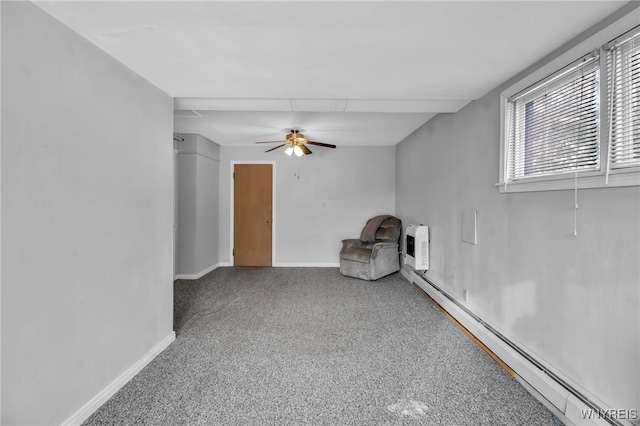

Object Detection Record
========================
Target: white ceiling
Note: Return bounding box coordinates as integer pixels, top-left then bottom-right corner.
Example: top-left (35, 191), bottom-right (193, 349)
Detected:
top-left (35, 1), bottom-right (627, 147)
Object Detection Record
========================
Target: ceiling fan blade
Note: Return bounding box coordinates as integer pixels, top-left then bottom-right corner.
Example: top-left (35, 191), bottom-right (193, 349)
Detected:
top-left (300, 144), bottom-right (312, 155)
top-left (307, 141), bottom-right (337, 149)
top-left (256, 141), bottom-right (284, 144)
top-left (265, 144), bottom-right (286, 152)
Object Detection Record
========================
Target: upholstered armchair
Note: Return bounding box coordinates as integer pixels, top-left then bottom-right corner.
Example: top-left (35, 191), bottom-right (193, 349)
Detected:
top-left (339, 215), bottom-right (402, 281)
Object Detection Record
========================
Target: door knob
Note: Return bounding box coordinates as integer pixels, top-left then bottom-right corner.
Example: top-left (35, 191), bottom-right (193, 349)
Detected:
top-left (267, 219), bottom-right (272, 223)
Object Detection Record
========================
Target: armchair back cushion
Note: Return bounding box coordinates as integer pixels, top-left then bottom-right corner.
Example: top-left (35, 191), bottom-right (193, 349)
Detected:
top-left (371, 216), bottom-right (401, 243)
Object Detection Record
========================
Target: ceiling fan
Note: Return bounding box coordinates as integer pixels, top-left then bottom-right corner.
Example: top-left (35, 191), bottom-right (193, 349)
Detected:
top-left (256, 129), bottom-right (337, 156)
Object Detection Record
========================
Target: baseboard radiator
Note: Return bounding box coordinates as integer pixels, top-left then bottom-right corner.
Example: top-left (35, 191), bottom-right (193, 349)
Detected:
top-left (404, 269), bottom-right (628, 426)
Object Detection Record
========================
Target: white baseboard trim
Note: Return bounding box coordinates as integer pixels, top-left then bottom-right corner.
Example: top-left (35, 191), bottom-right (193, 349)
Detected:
top-left (62, 331), bottom-right (176, 426)
top-left (212, 262), bottom-right (338, 268)
top-left (401, 269), bottom-right (614, 426)
top-left (272, 262), bottom-right (340, 267)
top-left (175, 262), bottom-right (222, 280)
top-left (516, 374), bottom-right (573, 426)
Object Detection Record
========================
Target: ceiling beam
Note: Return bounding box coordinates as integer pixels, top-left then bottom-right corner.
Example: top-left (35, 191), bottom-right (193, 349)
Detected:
top-left (174, 98), bottom-right (471, 114)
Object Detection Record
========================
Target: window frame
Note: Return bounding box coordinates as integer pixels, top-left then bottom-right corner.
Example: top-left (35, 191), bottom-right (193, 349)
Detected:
top-left (498, 11), bottom-right (640, 193)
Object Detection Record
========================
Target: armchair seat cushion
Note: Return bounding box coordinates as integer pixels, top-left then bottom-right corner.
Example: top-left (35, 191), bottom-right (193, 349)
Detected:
top-left (340, 248), bottom-right (373, 263)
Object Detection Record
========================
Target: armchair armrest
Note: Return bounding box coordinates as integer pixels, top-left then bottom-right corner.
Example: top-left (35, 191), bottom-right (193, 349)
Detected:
top-left (340, 239), bottom-right (364, 253)
top-left (371, 242), bottom-right (400, 259)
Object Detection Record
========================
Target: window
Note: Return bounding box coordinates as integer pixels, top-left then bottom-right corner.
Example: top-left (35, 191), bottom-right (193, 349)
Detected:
top-left (607, 30), bottom-right (640, 170)
top-left (500, 21), bottom-right (640, 192)
top-left (506, 54), bottom-right (600, 181)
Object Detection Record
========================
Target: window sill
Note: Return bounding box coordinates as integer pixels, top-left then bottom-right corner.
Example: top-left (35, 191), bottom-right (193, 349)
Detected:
top-left (496, 169), bottom-right (640, 193)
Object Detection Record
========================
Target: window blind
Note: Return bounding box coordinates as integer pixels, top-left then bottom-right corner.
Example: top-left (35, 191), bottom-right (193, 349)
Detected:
top-left (506, 55), bottom-right (600, 181)
top-left (607, 29), bottom-right (640, 169)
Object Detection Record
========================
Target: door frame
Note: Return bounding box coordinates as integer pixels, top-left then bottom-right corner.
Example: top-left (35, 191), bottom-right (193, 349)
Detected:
top-left (173, 147), bottom-right (179, 279)
top-left (229, 161), bottom-right (276, 266)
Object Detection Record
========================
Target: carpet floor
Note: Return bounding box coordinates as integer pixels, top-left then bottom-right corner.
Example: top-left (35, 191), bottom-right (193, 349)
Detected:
top-left (83, 267), bottom-right (559, 425)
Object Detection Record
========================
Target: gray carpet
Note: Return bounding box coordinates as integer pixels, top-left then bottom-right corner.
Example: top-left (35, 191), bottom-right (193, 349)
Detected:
top-left (83, 267), bottom-right (558, 425)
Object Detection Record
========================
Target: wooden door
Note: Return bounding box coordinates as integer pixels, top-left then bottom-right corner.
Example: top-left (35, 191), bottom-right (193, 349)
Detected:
top-left (234, 164), bottom-right (272, 266)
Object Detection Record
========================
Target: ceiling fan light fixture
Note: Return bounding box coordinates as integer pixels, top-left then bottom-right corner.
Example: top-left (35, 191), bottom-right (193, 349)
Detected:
top-left (257, 129), bottom-right (336, 155)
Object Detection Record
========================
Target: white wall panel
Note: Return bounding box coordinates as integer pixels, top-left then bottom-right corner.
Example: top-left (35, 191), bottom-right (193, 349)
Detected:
top-left (219, 146), bottom-right (396, 265)
top-left (1, 3), bottom-right (174, 424)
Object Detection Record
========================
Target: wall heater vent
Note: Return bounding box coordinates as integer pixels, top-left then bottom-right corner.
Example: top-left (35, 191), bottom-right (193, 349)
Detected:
top-left (404, 224), bottom-right (429, 271)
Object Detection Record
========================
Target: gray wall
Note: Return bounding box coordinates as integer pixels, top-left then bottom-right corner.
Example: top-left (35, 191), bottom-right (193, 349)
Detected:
top-left (395, 57), bottom-right (639, 415)
top-left (1, 3), bottom-right (174, 424)
top-left (219, 146), bottom-right (396, 265)
top-left (176, 134), bottom-right (220, 276)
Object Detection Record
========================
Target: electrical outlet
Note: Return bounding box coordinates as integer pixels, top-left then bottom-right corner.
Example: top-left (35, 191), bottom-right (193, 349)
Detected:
top-left (463, 289), bottom-right (468, 302)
